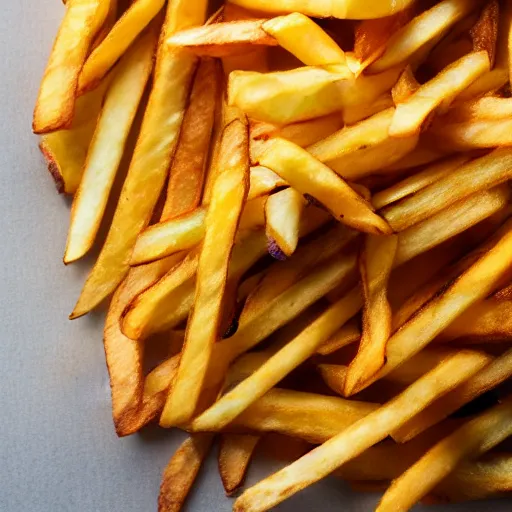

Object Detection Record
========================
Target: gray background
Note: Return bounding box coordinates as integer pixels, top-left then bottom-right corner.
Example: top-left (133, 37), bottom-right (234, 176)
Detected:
top-left (0, 1), bottom-right (509, 511)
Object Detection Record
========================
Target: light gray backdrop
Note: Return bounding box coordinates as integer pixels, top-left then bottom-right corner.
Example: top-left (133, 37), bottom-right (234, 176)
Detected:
top-left (0, 1), bottom-right (509, 511)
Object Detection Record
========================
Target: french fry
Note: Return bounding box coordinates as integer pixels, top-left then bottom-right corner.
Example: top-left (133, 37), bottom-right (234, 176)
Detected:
top-left (262, 13), bottom-right (346, 66)
top-left (493, 282), bottom-right (512, 301)
top-left (228, 0), bottom-right (416, 20)
top-left (391, 65), bottom-right (419, 103)
top-left (342, 94), bottom-right (394, 125)
top-left (344, 235), bottom-right (397, 395)
top-left (372, 154), bottom-right (470, 209)
top-left (233, 351), bottom-right (491, 512)
top-left (78, 0), bottom-right (166, 94)
top-left (89, 0), bottom-right (118, 52)
top-left (161, 58), bottom-right (221, 220)
top-left (64, 26), bottom-right (158, 263)
top-left (316, 320), bottom-right (361, 356)
top-left (383, 141), bottom-right (448, 172)
top-left (161, 117), bottom-right (249, 427)
top-left (70, 0), bottom-right (207, 318)
top-left (381, 148), bottom-right (512, 232)
top-left (265, 188), bottom-right (304, 257)
top-left (445, 96), bottom-right (512, 123)
top-left (389, 51), bottom-right (490, 137)
top-left (238, 196), bottom-right (267, 233)
top-left (218, 434), bottom-right (260, 496)
top-left (158, 434), bottom-right (214, 512)
top-left (470, 0), bottom-right (499, 67)
top-left (247, 166), bottom-right (287, 200)
top-left (258, 138), bottom-right (392, 235)
top-left (394, 348), bottom-right (512, 442)
top-left (368, 0), bottom-right (477, 74)
top-left (455, 68), bottom-right (508, 101)
top-left (376, 398), bottom-right (512, 511)
top-left (33, 0), bottom-right (109, 133)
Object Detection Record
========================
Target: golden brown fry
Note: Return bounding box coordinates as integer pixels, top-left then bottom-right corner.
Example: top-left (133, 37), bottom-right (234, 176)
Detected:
top-left (78, 0), bottom-right (166, 94)
top-left (377, 398), bottom-right (512, 511)
top-left (470, 0), bottom-right (499, 67)
top-left (381, 148), bottom-right (512, 232)
top-left (233, 351), bottom-right (491, 511)
top-left (259, 138), bottom-right (392, 235)
top-left (158, 434), bottom-right (214, 512)
top-left (391, 65), bottom-right (419, 104)
top-left (70, 0), bottom-right (206, 318)
top-left (455, 68), bottom-right (508, 101)
top-left (33, 0), bottom-right (109, 133)
top-left (345, 235), bottom-right (397, 395)
top-left (218, 434), bottom-right (260, 496)
top-left (64, 26), bottom-right (157, 263)
top-left (247, 166), bottom-right (287, 200)
top-left (316, 320), bottom-right (361, 356)
top-left (445, 96), bottom-right (512, 122)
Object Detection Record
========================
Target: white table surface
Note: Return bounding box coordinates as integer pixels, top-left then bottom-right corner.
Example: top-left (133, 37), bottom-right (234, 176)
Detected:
top-left (0, 1), bottom-right (509, 510)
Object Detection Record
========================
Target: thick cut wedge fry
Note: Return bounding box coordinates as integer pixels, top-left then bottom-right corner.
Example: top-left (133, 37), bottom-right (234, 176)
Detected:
top-left (394, 348), bottom-right (512, 442)
top-left (33, 0), bottom-right (109, 133)
top-left (345, 235), bottom-right (397, 396)
top-left (70, 0), bottom-right (207, 318)
top-left (265, 188), bottom-right (304, 257)
top-left (39, 82), bottom-right (108, 195)
top-left (78, 0), bottom-right (166, 94)
top-left (377, 399), bottom-right (512, 512)
top-left (262, 13), bottom-right (345, 66)
top-left (158, 434), bottom-right (214, 512)
top-left (161, 118), bottom-right (249, 427)
top-left (167, 20), bottom-right (277, 57)
top-left (369, 0), bottom-right (477, 73)
top-left (258, 138), bottom-right (391, 235)
top-left (161, 58), bottom-right (220, 220)
top-left (228, 0), bottom-right (415, 20)
top-left (247, 166), bottom-right (287, 200)
top-left (218, 434), bottom-right (260, 496)
top-left (233, 351), bottom-right (491, 512)
top-left (470, 0), bottom-right (499, 67)
top-left (64, 27), bottom-right (157, 264)
top-left (389, 51), bottom-right (489, 137)
top-left (381, 148), bottom-right (512, 232)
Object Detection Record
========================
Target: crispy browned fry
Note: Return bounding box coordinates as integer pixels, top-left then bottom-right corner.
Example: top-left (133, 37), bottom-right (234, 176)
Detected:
top-left (391, 66), bottom-right (419, 103)
top-left (316, 320), bottom-right (361, 356)
top-left (161, 58), bottom-right (220, 219)
top-left (247, 166), bottom-right (287, 200)
top-left (64, 26), bottom-right (158, 264)
top-left (233, 351), bottom-right (491, 512)
top-left (394, 348), bottom-right (512, 442)
top-left (377, 398), bottom-right (512, 511)
top-left (161, 117), bottom-right (249, 427)
top-left (493, 282), bottom-right (512, 300)
top-left (470, 0), bottom-right (499, 67)
top-left (219, 434), bottom-right (260, 496)
top-left (33, 0), bottom-right (109, 133)
top-left (368, 0), bottom-right (478, 74)
top-left (259, 138), bottom-right (392, 235)
top-left (381, 148), bottom-right (512, 232)
top-left (78, 0), bottom-right (166, 94)
top-left (158, 434), bottom-right (214, 512)
top-left (345, 235), bottom-right (397, 395)
top-left (70, 0), bottom-right (207, 318)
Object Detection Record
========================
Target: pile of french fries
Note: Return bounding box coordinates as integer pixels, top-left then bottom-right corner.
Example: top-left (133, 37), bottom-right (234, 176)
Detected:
top-left (34, 0), bottom-right (512, 510)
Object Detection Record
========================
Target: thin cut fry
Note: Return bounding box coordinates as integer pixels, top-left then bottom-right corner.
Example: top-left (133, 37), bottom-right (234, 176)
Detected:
top-left (233, 351), bottom-right (491, 512)
top-left (64, 27), bottom-right (157, 263)
top-left (345, 235), bottom-right (397, 395)
top-left (218, 434), bottom-right (260, 496)
top-left (70, 0), bottom-right (207, 318)
top-left (78, 0), bottom-right (166, 94)
top-left (389, 51), bottom-right (490, 137)
top-left (33, 0), bottom-right (109, 133)
top-left (158, 434), bottom-right (214, 512)
top-left (258, 138), bottom-right (392, 235)
top-left (377, 398), bottom-right (512, 511)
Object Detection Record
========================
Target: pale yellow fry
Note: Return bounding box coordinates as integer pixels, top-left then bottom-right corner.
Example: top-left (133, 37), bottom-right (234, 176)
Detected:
top-left (389, 51), bottom-right (489, 137)
top-left (262, 13), bottom-right (345, 66)
top-left (372, 154), bottom-right (470, 209)
top-left (233, 351), bottom-right (491, 512)
top-left (259, 138), bottom-right (391, 235)
top-left (192, 287), bottom-right (362, 431)
top-left (345, 235), bottom-right (397, 395)
top-left (78, 0), bottom-right (165, 94)
top-left (161, 118), bottom-right (249, 427)
top-left (228, 0), bottom-right (415, 19)
top-left (369, 0), bottom-right (477, 73)
top-left (377, 399), bottom-right (512, 512)
top-left (265, 188), bottom-right (304, 257)
top-left (382, 148), bottom-right (512, 232)
top-left (70, 0), bottom-right (207, 318)
top-left (33, 0), bottom-right (109, 133)
top-left (247, 166), bottom-right (287, 200)
top-left (64, 28), bottom-right (157, 264)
